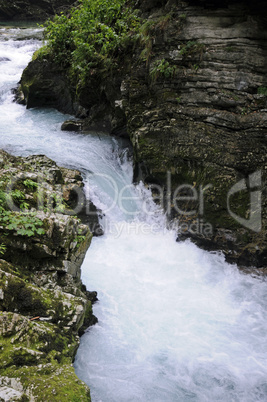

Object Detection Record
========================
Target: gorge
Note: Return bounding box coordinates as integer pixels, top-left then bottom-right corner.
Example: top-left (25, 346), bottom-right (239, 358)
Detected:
top-left (0, 0), bottom-right (267, 401)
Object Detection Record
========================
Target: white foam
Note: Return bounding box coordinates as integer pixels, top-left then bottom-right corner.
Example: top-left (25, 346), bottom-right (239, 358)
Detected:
top-left (75, 232), bottom-right (267, 402)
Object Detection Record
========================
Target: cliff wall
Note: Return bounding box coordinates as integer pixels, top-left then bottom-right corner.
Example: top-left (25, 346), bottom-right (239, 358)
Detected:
top-left (123, 0), bottom-right (267, 267)
top-left (19, 0), bottom-right (267, 269)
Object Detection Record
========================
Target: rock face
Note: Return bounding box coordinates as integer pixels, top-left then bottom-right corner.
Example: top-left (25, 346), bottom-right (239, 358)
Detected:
top-left (122, 0), bottom-right (267, 268)
top-left (0, 0), bottom-right (76, 21)
top-left (19, 0), bottom-right (267, 269)
top-left (0, 149), bottom-right (97, 401)
top-left (18, 57), bottom-right (127, 136)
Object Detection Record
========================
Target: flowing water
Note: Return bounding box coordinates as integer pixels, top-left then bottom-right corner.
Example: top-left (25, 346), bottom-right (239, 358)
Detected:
top-left (0, 26), bottom-right (267, 402)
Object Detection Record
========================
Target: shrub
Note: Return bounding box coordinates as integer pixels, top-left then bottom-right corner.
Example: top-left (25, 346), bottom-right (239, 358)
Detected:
top-left (43, 0), bottom-right (140, 84)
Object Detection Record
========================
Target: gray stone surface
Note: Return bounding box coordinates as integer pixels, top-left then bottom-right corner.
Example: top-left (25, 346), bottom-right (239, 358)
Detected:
top-left (0, 386), bottom-right (23, 401)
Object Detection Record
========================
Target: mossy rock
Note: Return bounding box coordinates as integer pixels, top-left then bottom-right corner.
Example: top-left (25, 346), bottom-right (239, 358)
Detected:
top-left (1, 363), bottom-right (91, 401)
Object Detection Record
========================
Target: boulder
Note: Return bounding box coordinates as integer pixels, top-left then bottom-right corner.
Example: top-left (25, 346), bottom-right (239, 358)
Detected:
top-left (18, 59), bottom-right (74, 114)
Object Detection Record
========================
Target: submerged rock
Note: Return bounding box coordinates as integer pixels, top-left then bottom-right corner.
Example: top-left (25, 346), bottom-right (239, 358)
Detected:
top-left (0, 149), bottom-right (98, 400)
top-left (61, 120), bottom-right (83, 132)
top-left (0, 57), bottom-right (10, 62)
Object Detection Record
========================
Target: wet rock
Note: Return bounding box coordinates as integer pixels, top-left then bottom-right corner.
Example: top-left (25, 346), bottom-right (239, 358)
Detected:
top-left (61, 120), bottom-right (83, 132)
top-left (77, 200), bottom-right (104, 237)
top-left (18, 59), bottom-right (74, 114)
top-left (0, 150), bottom-right (104, 274)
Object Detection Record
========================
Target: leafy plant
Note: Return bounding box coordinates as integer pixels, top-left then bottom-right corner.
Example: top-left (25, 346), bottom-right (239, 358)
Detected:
top-left (47, 193), bottom-right (66, 213)
top-left (5, 189), bottom-right (30, 211)
top-left (0, 243), bottom-right (6, 255)
top-left (74, 227), bottom-right (87, 248)
top-left (43, 0), bottom-right (140, 84)
top-left (23, 179), bottom-right (39, 190)
top-left (180, 41), bottom-right (205, 58)
top-left (32, 46), bottom-right (51, 61)
top-left (150, 59), bottom-right (177, 81)
top-left (10, 189), bottom-right (25, 202)
top-left (0, 187), bottom-right (45, 238)
top-left (137, 20), bottom-right (155, 63)
top-left (257, 87), bottom-right (267, 96)
top-left (0, 189), bottom-right (6, 208)
top-left (137, 13), bottom-right (176, 64)
top-left (0, 211), bottom-right (45, 237)
top-left (154, 13), bottom-right (173, 30)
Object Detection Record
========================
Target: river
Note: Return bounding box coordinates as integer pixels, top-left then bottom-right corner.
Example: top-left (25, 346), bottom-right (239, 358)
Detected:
top-left (0, 25), bottom-right (267, 402)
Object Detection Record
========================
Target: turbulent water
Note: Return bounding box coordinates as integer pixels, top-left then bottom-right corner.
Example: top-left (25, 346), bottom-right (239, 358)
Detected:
top-left (1, 25), bottom-right (267, 402)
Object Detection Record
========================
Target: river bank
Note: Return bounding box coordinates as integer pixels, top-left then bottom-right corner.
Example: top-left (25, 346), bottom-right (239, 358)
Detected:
top-left (0, 149), bottom-right (98, 401)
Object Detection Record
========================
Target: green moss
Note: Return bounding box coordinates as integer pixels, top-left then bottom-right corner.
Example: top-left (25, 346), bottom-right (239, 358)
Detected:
top-left (1, 275), bottom-right (47, 316)
top-left (0, 269), bottom-right (92, 333)
top-left (0, 259), bottom-right (20, 275)
top-left (1, 309), bottom-right (80, 369)
top-left (2, 363), bottom-right (91, 401)
top-left (32, 46), bottom-right (51, 61)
